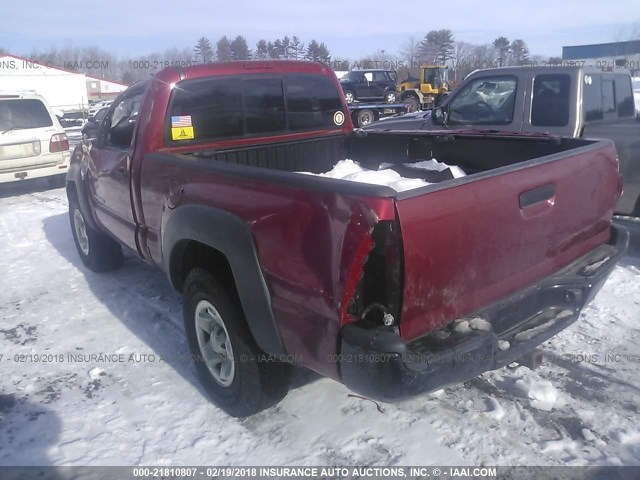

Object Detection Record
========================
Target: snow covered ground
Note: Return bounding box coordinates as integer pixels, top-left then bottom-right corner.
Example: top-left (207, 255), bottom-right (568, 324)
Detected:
top-left (0, 182), bottom-right (639, 467)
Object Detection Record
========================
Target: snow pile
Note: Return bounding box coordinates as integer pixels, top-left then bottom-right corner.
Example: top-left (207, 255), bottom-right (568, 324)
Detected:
top-left (515, 376), bottom-right (559, 411)
top-left (453, 317), bottom-right (491, 334)
top-left (406, 159), bottom-right (467, 179)
top-left (298, 158), bottom-right (466, 193)
top-left (299, 159), bottom-right (428, 192)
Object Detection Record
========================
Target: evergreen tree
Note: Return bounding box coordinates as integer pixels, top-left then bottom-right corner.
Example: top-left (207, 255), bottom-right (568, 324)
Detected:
top-left (216, 36), bottom-right (232, 61)
top-left (255, 40), bottom-right (268, 59)
top-left (493, 36), bottom-right (510, 67)
top-left (230, 36), bottom-right (251, 60)
top-left (193, 37), bottom-right (213, 63)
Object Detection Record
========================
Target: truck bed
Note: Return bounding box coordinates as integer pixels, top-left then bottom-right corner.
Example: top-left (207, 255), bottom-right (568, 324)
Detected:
top-left (143, 130), bottom-right (620, 376)
top-left (181, 130), bottom-right (605, 193)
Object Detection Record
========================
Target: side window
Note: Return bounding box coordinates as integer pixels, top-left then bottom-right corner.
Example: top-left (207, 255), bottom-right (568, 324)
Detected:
top-left (169, 77), bottom-right (243, 141)
top-left (364, 72), bottom-right (373, 82)
top-left (583, 74), bottom-right (603, 121)
top-left (242, 78), bottom-right (285, 134)
top-left (531, 74), bottom-right (571, 127)
top-left (615, 74), bottom-right (635, 117)
top-left (285, 74), bottom-right (343, 131)
top-left (372, 72), bottom-right (387, 82)
top-left (448, 76), bottom-right (517, 125)
top-left (602, 79), bottom-right (615, 113)
top-left (107, 91), bottom-right (144, 148)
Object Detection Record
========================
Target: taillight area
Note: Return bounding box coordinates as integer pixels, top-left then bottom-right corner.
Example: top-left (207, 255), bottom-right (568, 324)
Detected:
top-left (342, 220), bottom-right (403, 331)
top-left (49, 133), bottom-right (69, 153)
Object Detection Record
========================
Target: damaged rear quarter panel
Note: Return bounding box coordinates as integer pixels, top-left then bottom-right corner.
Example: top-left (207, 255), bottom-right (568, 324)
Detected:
top-left (153, 168), bottom-right (396, 379)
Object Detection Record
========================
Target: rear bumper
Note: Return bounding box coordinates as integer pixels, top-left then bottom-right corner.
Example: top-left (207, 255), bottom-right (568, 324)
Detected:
top-left (0, 152), bottom-right (70, 184)
top-left (339, 224), bottom-right (629, 402)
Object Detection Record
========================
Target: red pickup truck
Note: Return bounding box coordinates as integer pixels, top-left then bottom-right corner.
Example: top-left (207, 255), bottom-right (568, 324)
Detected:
top-left (67, 60), bottom-right (628, 417)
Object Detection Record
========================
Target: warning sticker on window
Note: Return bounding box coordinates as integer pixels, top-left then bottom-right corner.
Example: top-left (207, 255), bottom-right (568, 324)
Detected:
top-left (171, 116), bottom-right (195, 140)
top-left (171, 126), bottom-right (195, 140)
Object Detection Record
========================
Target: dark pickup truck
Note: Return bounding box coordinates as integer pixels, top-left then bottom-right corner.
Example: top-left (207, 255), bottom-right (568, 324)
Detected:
top-left (67, 60), bottom-right (628, 417)
top-left (368, 66), bottom-right (640, 217)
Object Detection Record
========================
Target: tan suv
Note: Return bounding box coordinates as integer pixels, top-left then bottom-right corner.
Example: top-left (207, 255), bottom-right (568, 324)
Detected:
top-left (0, 92), bottom-right (70, 185)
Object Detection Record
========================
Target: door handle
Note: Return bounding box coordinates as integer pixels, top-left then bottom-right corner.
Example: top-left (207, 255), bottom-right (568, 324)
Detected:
top-left (519, 184), bottom-right (555, 219)
top-left (519, 184), bottom-right (555, 209)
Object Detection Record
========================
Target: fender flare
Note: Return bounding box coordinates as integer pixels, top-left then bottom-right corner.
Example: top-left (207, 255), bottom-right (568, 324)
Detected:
top-left (66, 151), bottom-right (99, 231)
top-left (163, 205), bottom-right (285, 356)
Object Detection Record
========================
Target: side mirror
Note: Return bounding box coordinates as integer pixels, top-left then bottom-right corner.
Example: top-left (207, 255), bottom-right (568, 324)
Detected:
top-left (432, 106), bottom-right (448, 125)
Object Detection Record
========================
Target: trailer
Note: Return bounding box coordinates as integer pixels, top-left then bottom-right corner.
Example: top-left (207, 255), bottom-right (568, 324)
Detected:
top-left (0, 54), bottom-right (89, 115)
top-left (348, 102), bottom-right (408, 127)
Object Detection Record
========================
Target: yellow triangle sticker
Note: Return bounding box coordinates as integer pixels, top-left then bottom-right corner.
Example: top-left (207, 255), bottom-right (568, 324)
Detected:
top-left (171, 126), bottom-right (194, 140)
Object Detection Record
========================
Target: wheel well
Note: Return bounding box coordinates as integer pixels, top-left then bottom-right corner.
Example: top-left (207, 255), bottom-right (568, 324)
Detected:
top-left (170, 240), bottom-right (236, 293)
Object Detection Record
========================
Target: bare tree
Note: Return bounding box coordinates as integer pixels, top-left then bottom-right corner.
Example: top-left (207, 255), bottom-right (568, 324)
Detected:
top-left (399, 36), bottom-right (419, 68)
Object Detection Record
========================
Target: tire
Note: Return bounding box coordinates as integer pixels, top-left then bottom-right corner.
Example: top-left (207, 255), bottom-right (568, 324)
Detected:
top-left (384, 91), bottom-right (397, 103)
top-left (68, 195), bottom-right (123, 272)
top-left (356, 109), bottom-right (376, 127)
top-left (183, 269), bottom-right (292, 417)
top-left (403, 95), bottom-right (420, 113)
top-left (343, 89), bottom-right (356, 104)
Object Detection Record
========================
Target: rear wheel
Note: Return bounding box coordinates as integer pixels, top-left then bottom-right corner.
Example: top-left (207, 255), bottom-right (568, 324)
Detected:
top-left (344, 89), bottom-right (356, 104)
top-left (183, 269), bottom-right (292, 417)
top-left (68, 195), bottom-right (123, 272)
top-left (355, 109), bottom-right (376, 127)
top-left (402, 95), bottom-right (420, 113)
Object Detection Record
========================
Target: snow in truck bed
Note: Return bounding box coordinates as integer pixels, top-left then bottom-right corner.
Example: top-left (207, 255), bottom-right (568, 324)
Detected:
top-left (298, 159), bottom-right (466, 192)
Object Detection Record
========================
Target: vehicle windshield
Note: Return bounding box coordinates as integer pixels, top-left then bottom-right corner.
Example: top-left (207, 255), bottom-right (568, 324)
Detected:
top-left (447, 76), bottom-right (517, 124)
top-left (0, 99), bottom-right (53, 131)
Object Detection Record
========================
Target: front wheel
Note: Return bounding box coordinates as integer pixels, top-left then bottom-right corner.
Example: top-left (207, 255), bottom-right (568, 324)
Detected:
top-left (183, 269), bottom-right (292, 417)
top-left (384, 91), bottom-right (397, 103)
top-left (69, 195), bottom-right (123, 272)
top-left (343, 89), bottom-right (356, 104)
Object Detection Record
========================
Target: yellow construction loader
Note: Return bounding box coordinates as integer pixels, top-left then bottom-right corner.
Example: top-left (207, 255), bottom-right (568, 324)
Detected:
top-left (397, 65), bottom-right (455, 112)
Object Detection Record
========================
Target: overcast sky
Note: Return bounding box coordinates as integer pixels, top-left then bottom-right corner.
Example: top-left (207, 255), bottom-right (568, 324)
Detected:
top-left (0, 0), bottom-right (638, 60)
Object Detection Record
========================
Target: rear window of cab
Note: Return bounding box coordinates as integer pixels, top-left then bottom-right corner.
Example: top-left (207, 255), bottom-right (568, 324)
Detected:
top-left (167, 73), bottom-right (345, 144)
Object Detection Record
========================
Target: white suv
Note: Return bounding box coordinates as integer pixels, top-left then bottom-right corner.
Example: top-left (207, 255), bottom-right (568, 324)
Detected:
top-left (0, 92), bottom-right (70, 184)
